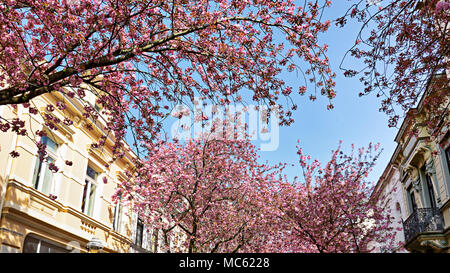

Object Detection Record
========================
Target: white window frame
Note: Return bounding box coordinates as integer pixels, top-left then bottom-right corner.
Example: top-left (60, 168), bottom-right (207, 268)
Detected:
top-left (81, 165), bottom-right (98, 217)
top-left (32, 136), bottom-right (59, 195)
top-left (113, 203), bottom-right (123, 233)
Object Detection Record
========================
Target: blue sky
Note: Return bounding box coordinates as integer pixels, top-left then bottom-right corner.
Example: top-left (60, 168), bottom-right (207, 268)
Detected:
top-left (255, 1), bottom-right (399, 185)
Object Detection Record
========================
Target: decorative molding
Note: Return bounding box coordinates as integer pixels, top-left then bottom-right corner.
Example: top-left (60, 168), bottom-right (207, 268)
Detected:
top-left (412, 178), bottom-right (422, 192)
top-left (4, 179), bottom-right (116, 234)
top-left (403, 138), bottom-right (429, 169)
top-left (29, 195), bottom-right (57, 218)
top-left (40, 107), bottom-right (75, 140)
top-left (425, 159), bottom-right (436, 176)
top-left (73, 115), bottom-right (82, 127)
top-left (80, 220), bottom-right (96, 236)
top-left (116, 171), bottom-right (129, 182)
top-left (0, 227), bottom-right (24, 237)
top-left (420, 239), bottom-right (449, 251)
top-left (436, 126), bottom-right (449, 146)
top-left (87, 148), bottom-right (109, 172)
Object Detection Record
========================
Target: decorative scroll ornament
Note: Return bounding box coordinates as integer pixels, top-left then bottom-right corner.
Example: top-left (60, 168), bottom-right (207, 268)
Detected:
top-left (425, 159), bottom-right (436, 176)
top-left (402, 165), bottom-right (415, 180)
top-left (420, 239), bottom-right (449, 251)
top-left (412, 178), bottom-right (421, 192)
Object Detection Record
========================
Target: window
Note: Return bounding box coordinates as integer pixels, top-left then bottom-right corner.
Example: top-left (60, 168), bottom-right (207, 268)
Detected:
top-left (425, 173), bottom-right (437, 208)
top-left (113, 203), bottom-right (123, 232)
top-left (135, 218), bottom-right (144, 247)
top-left (23, 235), bottom-right (69, 253)
top-left (81, 165), bottom-right (98, 217)
top-left (445, 146), bottom-right (450, 173)
top-left (408, 186), bottom-right (417, 214)
top-left (32, 136), bottom-right (58, 195)
top-left (421, 165), bottom-right (437, 208)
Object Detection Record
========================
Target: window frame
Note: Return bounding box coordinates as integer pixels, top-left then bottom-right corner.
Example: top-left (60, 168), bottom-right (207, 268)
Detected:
top-left (112, 203), bottom-right (123, 233)
top-left (420, 164), bottom-right (438, 209)
top-left (407, 185), bottom-right (417, 215)
top-left (135, 218), bottom-right (144, 247)
top-left (81, 165), bottom-right (98, 217)
top-left (445, 146), bottom-right (450, 174)
top-left (425, 172), bottom-right (437, 208)
top-left (32, 136), bottom-right (59, 195)
top-left (23, 234), bottom-right (69, 253)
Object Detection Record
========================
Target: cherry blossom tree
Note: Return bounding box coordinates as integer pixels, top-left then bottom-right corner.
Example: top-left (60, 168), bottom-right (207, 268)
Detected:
top-left (338, 0), bottom-right (449, 136)
top-left (115, 136), bottom-right (397, 253)
top-left (113, 136), bottom-right (283, 253)
top-left (265, 141), bottom-right (398, 253)
top-left (0, 0), bottom-right (336, 161)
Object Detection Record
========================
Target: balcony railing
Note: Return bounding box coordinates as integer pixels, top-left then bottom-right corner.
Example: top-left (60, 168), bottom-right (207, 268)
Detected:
top-left (402, 208), bottom-right (445, 243)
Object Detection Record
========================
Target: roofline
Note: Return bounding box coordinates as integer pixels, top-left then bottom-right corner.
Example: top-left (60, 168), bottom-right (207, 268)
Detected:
top-left (371, 143), bottom-right (401, 200)
top-left (393, 73), bottom-right (446, 143)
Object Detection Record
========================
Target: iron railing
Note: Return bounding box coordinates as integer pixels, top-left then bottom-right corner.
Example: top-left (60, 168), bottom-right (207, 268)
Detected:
top-left (402, 208), bottom-right (444, 243)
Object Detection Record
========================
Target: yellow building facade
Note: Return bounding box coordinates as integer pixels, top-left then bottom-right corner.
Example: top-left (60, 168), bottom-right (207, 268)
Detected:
top-left (373, 78), bottom-right (450, 253)
top-left (0, 89), bottom-right (147, 253)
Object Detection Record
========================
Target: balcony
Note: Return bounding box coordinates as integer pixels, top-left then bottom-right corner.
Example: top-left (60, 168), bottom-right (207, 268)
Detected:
top-left (402, 208), bottom-right (445, 244)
